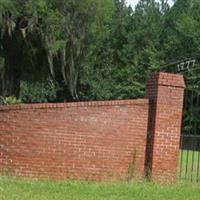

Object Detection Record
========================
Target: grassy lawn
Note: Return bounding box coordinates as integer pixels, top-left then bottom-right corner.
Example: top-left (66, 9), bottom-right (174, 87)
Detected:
top-left (2, 151), bottom-right (200, 200)
top-left (1, 176), bottom-right (200, 200)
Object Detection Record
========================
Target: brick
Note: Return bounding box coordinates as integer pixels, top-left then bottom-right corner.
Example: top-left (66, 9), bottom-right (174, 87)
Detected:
top-left (0, 72), bottom-right (185, 182)
top-left (0, 99), bottom-right (148, 181)
top-left (146, 72), bottom-right (185, 182)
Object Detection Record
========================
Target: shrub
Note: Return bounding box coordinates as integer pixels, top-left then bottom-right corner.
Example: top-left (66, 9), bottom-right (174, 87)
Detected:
top-left (0, 96), bottom-right (21, 105)
top-left (20, 78), bottom-right (57, 103)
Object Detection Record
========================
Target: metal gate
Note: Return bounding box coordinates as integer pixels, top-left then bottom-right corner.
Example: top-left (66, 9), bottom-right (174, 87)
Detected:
top-left (179, 88), bottom-right (200, 182)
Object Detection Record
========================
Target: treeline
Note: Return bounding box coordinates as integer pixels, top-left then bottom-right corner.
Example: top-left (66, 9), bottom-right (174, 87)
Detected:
top-left (0, 0), bottom-right (200, 103)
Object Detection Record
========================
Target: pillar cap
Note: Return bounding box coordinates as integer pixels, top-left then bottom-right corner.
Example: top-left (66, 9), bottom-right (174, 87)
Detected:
top-left (147, 72), bottom-right (186, 88)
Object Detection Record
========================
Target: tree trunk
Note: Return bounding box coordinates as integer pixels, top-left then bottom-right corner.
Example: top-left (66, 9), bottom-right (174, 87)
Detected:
top-left (1, 60), bottom-right (20, 98)
top-left (55, 81), bottom-right (76, 102)
top-left (51, 51), bottom-right (79, 102)
top-left (1, 28), bottom-right (22, 98)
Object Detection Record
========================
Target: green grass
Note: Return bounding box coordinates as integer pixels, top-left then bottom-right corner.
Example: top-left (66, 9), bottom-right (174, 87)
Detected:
top-left (179, 150), bottom-right (200, 182)
top-left (1, 151), bottom-right (200, 200)
top-left (1, 176), bottom-right (200, 200)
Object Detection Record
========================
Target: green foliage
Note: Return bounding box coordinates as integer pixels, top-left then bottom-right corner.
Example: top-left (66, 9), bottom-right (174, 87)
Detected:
top-left (0, 0), bottom-right (115, 100)
top-left (0, 96), bottom-right (21, 105)
top-left (1, 0), bottom-right (200, 103)
top-left (20, 78), bottom-right (57, 103)
top-left (80, 0), bottom-right (164, 100)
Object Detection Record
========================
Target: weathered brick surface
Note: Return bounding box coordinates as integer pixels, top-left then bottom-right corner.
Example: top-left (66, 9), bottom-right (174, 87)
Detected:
top-left (146, 72), bottom-right (185, 182)
top-left (0, 99), bottom-right (148, 181)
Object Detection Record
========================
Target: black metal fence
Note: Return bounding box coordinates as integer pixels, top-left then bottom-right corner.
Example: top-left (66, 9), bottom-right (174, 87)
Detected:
top-left (179, 87), bottom-right (200, 182)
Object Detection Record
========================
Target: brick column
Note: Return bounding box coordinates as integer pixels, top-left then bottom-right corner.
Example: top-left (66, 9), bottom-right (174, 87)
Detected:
top-left (146, 72), bottom-right (185, 182)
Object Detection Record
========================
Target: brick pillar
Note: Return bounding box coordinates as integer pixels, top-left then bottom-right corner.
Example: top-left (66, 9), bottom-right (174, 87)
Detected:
top-left (146, 72), bottom-right (185, 182)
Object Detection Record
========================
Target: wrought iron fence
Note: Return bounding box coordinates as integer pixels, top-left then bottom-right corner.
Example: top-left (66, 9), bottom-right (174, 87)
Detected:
top-left (179, 89), bottom-right (200, 182)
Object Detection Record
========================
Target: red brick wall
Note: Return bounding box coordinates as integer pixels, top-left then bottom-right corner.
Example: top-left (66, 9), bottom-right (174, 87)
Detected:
top-left (0, 72), bottom-right (186, 182)
top-left (146, 72), bottom-right (185, 182)
top-left (0, 99), bottom-right (148, 181)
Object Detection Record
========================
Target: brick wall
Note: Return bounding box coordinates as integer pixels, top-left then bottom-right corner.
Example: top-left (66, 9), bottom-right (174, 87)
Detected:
top-left (0, 72), bottom-right (185, 182)
top-left (0, 100), bottom-right (148, 181)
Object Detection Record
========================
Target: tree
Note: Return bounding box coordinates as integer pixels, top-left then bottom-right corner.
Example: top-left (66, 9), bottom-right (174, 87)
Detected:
top-left (160, 0), bottom-right (196, 62)
top-left (0, 0), bottom-right (114, 101)
top-left (0, 0), bottom-right (51, 97)
top-left (80, 0), bottom-right (169, 100)
top-left (108, 0), bottom-right (165, 99)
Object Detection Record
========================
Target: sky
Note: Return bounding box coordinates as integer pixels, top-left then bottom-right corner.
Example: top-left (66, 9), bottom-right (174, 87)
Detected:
top-left (126, 0), bottom-right (174, 8)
